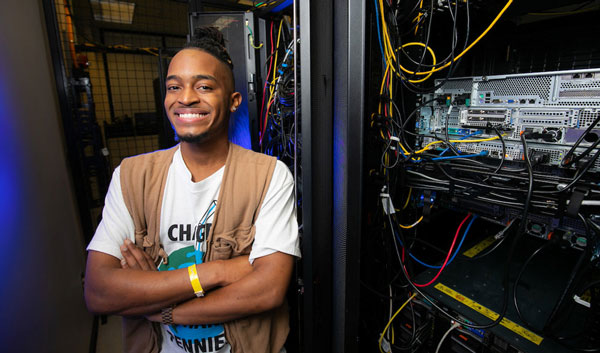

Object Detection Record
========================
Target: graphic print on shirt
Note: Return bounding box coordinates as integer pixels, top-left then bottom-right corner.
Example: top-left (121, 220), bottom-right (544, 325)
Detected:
top-left (159, 201), bottom-right (229, 353)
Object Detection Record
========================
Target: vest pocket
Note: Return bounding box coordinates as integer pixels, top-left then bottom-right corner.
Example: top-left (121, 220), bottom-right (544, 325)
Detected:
top-left (211, 225), bottom-right (256, 260)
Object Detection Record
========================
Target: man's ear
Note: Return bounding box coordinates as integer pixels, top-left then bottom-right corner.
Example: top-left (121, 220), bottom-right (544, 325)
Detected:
top-left (230, 92), bottom-right (242, 112)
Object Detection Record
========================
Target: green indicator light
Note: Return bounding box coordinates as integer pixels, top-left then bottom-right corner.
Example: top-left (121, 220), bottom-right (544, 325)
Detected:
top-left (479, 94), bottom-right (484, 98)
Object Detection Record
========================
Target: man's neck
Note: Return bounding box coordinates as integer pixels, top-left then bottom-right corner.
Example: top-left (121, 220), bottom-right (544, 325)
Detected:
top-left (180, 138), bottom-right (229, 182)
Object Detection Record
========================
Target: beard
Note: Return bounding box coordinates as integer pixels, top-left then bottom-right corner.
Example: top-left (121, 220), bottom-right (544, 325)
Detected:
top-left (175, 131), bottom-right (210, 144)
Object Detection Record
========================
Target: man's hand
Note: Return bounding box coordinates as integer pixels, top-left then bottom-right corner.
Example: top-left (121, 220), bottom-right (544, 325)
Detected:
top-left (164, 252), bottom-right (294, 325)
top-left (120, 239), bottom-right (157, 271)
top-left (146, 311), bottom-right (161, 323)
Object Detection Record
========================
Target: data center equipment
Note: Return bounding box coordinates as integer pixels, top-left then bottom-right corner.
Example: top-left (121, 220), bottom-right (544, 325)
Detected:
top-left (418, 69), bottom-right (600, 172)
top-left (415, 232), bottom-right (599, 353)
top-left (410, 68), bottom-right (600, 242)
top-left (360, 1), bottom-right (600, 353)
top-left (255, 15), bottom-right (298, 169)
top-left (382, 68), bottom-right (600, 352)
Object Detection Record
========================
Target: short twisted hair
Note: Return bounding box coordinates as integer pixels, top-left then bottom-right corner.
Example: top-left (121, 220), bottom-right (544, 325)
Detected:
top-left (184, 26), bottom-right (234, 71)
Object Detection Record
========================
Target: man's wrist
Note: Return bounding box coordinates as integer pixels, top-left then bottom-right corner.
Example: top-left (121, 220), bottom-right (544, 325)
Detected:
top-left (161, 305), bottom-right (175, 325)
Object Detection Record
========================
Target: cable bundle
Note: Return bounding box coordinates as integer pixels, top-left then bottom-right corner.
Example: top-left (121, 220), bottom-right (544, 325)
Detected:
top-left (365, 1), bottom-right (600, 352)
top-left (259, 18), bottom-right (298, 168)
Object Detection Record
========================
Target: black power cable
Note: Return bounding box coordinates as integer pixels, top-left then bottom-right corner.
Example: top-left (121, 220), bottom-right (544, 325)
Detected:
top-left (385, 135), bottom-right (534, 331)
top-left (543, 214), bottom-right (593, 333)
top-left (512, 240), bottom-right (555, 331)
top-left (561, 114), bottom-right (600, 167)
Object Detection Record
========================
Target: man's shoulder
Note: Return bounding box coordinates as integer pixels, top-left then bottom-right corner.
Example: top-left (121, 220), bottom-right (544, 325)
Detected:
top-left (122, 145), bottom-right (179, 166)
top-left (119, 145), bottom-right (179, 183)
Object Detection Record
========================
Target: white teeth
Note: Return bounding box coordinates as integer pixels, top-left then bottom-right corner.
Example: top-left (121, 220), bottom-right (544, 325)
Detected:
top-left (179, 113), bottom-right (207, 118)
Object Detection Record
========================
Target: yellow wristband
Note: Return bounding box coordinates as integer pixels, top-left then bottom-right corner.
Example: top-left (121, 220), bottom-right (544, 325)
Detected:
top-left (187, 264), bottom-right (204, 297)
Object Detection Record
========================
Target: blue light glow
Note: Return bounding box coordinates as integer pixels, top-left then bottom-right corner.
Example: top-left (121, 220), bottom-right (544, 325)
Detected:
top-left (271, 0), bottom-right (293, 13)
top-left (0, 60), bottom-right (25, 294)
top-left (228, 99), bottom-right (252, 149)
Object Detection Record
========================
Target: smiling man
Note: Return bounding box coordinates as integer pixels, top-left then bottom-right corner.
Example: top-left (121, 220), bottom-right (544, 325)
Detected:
top-left (84, 27), bottom-right (300, 353)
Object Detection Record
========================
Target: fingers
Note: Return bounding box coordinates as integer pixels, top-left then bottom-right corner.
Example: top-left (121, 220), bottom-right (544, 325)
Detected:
top-left (145, 312), bottom-right (161, 323)
top-left (120, 239), bottom-right (142, 270)
top-left (120, 239), bottom-right (157, 271)
top-left (142, 251), bottom-right (156, 270)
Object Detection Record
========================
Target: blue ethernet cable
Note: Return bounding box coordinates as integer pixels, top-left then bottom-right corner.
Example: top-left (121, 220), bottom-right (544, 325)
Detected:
top-left (394, 214), bottom-right (478, 269)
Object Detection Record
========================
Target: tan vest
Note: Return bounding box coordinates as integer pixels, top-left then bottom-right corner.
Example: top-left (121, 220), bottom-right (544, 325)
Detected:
top-left (119, 143), bottom-right (289, 353)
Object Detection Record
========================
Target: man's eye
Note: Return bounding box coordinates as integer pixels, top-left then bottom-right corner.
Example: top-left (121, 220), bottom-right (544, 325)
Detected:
top-left (197, 85), bottom-right (212, 91)
top-left (167, 86), bottom-right (180, 91)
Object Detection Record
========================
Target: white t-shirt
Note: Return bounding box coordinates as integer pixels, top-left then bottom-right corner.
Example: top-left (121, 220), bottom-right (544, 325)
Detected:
top-left (87, 147), bottom-right (301, 353)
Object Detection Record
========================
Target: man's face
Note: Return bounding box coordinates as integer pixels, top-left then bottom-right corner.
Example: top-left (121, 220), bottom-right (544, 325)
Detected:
top-left (164, 49), bottom-right (240, 144)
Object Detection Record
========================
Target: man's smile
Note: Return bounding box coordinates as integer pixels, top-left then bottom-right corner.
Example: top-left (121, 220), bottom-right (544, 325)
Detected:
top-left (174, 108), bottom-right (211, 122)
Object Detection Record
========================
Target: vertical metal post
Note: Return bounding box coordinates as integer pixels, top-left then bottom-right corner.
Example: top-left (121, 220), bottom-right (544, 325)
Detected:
top-left (299, 1), bottom-right (313, 349)
top-left (332, 0), bottom-right (365, 352)
top-left (99, 29), bottom-right (116, 122)
top-left (300, 0), bottom-right (334, 352)
top-left (293, 0), bottom-right (298, 207)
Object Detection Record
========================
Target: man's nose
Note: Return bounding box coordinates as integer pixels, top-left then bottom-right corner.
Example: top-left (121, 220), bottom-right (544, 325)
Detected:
top-left (178, 86), bottom-right (199, 105)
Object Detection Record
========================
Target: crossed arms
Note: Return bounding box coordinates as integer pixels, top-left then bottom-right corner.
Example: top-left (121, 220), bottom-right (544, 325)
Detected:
top-left (84, 241), bottom-right (294, 325)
